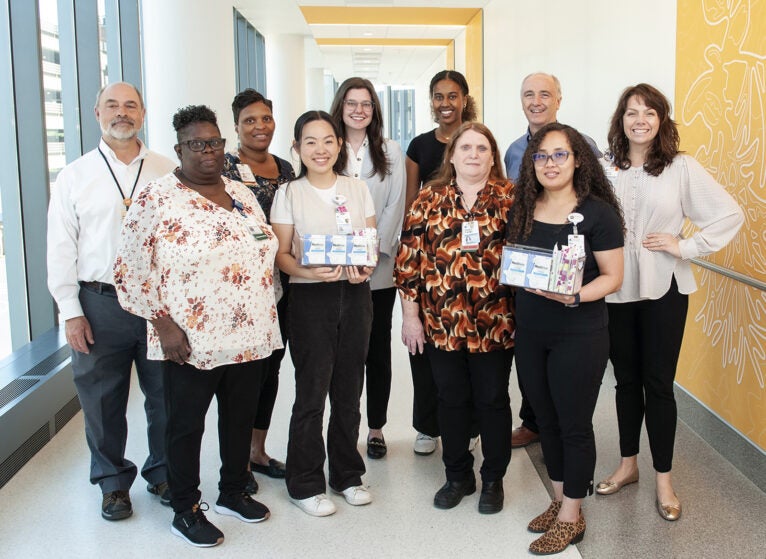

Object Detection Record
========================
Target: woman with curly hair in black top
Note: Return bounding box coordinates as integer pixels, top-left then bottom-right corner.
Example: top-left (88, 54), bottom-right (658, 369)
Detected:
top-left (506, 123), bottom-right (624, 555)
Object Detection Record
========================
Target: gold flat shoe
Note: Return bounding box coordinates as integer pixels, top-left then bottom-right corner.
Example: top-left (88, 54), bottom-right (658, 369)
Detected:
top-left (595, 471), bottom-right (639, 495)
top-left (656, 494), bottom-right (682, 521)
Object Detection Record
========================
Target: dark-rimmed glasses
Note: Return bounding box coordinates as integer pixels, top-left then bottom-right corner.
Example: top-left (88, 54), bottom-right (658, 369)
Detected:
top-left (178, 138), bottom-right (226, 152)
top-left (531, 150), bottom-right (572, 167)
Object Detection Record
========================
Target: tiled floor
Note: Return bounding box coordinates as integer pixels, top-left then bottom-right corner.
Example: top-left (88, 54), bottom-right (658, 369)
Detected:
top-left (0, 306), bottom-right (763, 558)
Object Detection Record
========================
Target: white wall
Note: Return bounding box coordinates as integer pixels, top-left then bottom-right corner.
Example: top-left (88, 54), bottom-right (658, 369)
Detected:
top-left (141, 0), bottom-right (238, 162)
top-left (482, 0), bottom-right (677, 155)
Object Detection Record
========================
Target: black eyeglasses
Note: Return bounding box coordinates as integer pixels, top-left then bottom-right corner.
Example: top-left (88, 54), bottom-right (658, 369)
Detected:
top-left (344, 100), bottom-right (374, 111)
top-left (178, 138), bottom-right (226, 152)
top-left (531, 150), bottom-right (572, 167)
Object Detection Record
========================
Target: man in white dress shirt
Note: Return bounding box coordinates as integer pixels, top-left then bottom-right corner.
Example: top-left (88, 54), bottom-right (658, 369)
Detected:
top-left (46, 82), bottom-right (176, 521)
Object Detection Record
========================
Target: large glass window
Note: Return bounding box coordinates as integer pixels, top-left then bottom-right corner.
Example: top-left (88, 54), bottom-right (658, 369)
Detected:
top-left (234, 9), bottom-right (266, 94)
top-left (40, 0), bottom-right (64, 186)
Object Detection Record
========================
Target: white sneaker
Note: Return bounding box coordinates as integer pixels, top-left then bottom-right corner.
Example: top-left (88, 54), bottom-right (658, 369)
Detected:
top-left (290, 494), bottom-right (336, 517)
top-left (414, 433), bottom-right (438, 455)
top-left (469, 436), bottom-right (480, 452)
top-left (334, 485), bottom-right (372, 506)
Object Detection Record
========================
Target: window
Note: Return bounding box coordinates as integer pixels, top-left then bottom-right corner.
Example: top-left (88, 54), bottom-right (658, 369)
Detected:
top-left (233, 9), bottom-right (266, 94)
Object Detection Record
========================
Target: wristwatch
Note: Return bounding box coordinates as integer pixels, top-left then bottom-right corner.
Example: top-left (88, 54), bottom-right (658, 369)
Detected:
top-left (565, 293), bottom-right (580, 308)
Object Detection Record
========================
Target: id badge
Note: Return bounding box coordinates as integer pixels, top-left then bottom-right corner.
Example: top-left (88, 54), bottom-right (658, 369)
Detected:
top-left (247, 223), bottom-right (268, 241)
top-left (461, 220), bottom-right (480, 251)
top-left (568, 234), bottom-right (585, 256)
top-left (335, 205), bottom-right (353, 234)
top-left (236, 164), bottom-right (256, 183)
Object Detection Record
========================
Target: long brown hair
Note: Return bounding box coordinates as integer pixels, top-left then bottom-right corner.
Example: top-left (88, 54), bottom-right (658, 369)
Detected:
top-left (607, 83), bottom-right (680, 176)
top-left (329, 77), bottom-right (389, 180)
top-left (426, 122), bottom-right (506, 188)
top-left (507, 123), bottom-right (624, 243)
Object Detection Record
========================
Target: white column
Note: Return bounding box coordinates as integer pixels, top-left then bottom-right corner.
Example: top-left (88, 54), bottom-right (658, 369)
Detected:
top-left (304, 67), bottom-right (326, 112)
top-left (140, 0), bottom-right (238, 161)
top-left (265, 34), bottom-right (307, 161)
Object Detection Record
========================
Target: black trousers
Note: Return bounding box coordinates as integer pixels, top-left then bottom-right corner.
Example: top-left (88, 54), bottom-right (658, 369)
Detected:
top-left (516, 327), bottom-right (608, 499)
top-left (607, 279), bottom-right (688, 473)
top-left (72, 284), bottom-right (166, 493)
top-left (365, 287), bottom-right (397, 430)
top-left (164, 359), bottom-right (268, 513)
top-left (253, 283), bottom-right (289, 430)
top-left (517, 377), bottom-right (539, 432)
top-left (409, 350), bottom-right (440, 437)
top-left (285, 281), bottom-right (372, 499)
top-left (426, 344), bottom-right (514, 483)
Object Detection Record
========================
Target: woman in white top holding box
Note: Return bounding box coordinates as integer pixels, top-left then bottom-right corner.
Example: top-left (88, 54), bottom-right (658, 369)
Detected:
top-left (597, 84), bottom-right (744, 522)
top-left (271, 110), bottom-right (376, 517)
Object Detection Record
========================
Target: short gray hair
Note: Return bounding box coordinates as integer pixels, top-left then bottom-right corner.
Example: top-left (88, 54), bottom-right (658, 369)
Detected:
top-left (94, 81), bottom-right (145, 110)
top-left (520, 72), bottom-right (562, 100)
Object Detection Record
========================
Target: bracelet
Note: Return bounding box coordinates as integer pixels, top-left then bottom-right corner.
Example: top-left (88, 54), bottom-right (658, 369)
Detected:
top-left (565, 293), bottom-right (580, 308)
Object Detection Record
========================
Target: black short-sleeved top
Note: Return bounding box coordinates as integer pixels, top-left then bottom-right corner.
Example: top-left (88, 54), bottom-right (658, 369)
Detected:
top-left (510, 196), bottom-right (624, 333)
top-left (406, 130), bottom-right (447, 187)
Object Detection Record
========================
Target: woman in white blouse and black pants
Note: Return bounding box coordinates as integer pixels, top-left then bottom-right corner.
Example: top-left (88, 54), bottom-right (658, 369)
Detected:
top-left (596, 84), bottom-right (744, 521)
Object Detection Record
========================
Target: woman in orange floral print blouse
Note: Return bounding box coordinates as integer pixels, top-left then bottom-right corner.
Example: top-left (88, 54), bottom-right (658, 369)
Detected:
top-left (114, 105), bottom-right (281, 548)
top-left (394, 121), bottom-right (515, 515)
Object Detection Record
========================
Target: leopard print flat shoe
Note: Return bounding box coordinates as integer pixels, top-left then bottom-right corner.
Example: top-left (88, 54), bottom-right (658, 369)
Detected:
top-left (527, 500), bottom-right (562, 533)
top-left (529, 512), bottom-right (586, 555)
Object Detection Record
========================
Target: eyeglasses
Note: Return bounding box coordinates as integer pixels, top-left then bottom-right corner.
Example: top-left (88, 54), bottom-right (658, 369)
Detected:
top-left (531, 150), bottom-right (572, 167)
top-left (344, 100), bottom-right (374, 111)
top-left (179, 138), bottom-right (226, 152)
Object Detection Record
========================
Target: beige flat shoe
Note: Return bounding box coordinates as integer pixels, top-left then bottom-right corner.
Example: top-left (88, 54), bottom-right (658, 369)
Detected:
top-left (595, 471), bottom-right (639, 495)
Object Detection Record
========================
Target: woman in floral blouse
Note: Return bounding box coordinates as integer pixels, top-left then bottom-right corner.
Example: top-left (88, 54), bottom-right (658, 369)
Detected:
top-left (114, 105), bottom-right (281, 548)
top-left (222, 89), bottom-right (295, 488)
top-left (394, 122), bottom-right (515, 515)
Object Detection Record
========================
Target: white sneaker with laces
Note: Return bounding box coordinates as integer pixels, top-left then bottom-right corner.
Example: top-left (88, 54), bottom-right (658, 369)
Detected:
top-left (469, 436), bottom-right (480, 452)
top-left (334, 485), bottom-right (372, 506)
top-left (414, 432), bottom-right (438, 455)
top-left (290, 494), bottom-right (336, 517)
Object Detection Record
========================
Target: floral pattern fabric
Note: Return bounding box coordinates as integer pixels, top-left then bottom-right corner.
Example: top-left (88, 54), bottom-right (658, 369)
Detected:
top-left (394, 179), bottom-right (516, 352)
top-left (114, 171), bottom-right (282, 370)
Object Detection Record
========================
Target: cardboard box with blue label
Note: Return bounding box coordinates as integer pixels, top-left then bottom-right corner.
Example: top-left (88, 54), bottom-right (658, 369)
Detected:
top-left (296, 228), bottom-right (379, 267)
top-left (500, 244), bottom-right (584, 295)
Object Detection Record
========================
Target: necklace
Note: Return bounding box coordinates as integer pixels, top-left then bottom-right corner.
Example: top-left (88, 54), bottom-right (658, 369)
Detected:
top-left (98, 147), bottom-right (144, 219)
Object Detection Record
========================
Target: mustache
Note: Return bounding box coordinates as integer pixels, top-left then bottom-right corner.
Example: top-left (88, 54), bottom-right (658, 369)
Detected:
top-left (110, 117), bottom-right (135, 127)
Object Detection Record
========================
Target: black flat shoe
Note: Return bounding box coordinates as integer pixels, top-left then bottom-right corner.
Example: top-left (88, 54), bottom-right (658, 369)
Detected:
top-left (478, 480), bottom-right (504, 514)
top-left (367, 437), bottom-right (387, 459)
top-left (251, 458), bottom-right (286, 479)
top-left (434, 478), bottom-right (476, 509)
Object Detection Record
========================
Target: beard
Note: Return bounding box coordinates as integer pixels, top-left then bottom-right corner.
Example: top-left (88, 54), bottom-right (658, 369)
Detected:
top-left (101, 118), bottom-right (138, 141)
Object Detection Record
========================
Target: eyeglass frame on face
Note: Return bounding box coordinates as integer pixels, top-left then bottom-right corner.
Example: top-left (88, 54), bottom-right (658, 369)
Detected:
top-left (344, 100), bottom-right (374, 111)
top-left (177, 138), bottom-right (227, 152)
top-left (531, 150), bottom-right (572, 167)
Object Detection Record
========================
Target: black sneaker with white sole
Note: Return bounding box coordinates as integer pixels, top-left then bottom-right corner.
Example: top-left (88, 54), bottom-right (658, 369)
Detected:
top-left (215, 492), bottom-right (270, 523)
top-left (101, 490), bottom-right (132, 521)
top-left (171, 502), bottom-right (224, 548)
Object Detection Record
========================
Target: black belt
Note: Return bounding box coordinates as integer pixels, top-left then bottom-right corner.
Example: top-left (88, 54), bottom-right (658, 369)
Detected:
top-left (79, 281), bottom-right (116, 294)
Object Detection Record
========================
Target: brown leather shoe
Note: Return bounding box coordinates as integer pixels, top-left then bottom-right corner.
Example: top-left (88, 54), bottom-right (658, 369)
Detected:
top-left (512, 425), bottom-right (540, 448)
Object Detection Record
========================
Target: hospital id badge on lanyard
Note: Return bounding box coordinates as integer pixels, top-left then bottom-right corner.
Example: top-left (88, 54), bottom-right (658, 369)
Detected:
top-left (567, 212), bottom-right (585, 255)
top-left (334, 194), bottom-right (353, 234)
top-left (233, 199), bottom-right (268, 240)
top-left (462, 220), bottom-right (480, 251)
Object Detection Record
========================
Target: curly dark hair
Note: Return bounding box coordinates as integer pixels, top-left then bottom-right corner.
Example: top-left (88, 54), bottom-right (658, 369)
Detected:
top-left (330, 77), bottom-right (389, 181)
top-left (429, 70), bottom-right (478, 123)
top-left (231, 88), bottom-right (273, 124)
top-left (426, 122), bottom-right (506, 188)
top-left (507, 122), bottom-right (624, 243)
top-left (291, 110), bottom-right (345, 178)
top-left (607, 83), bottom-right (680, 176)
top-left (172, 105), bottom-right (219, 140)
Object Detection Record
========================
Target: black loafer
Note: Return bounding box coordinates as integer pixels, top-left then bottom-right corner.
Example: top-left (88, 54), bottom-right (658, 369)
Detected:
top-left (367, 437), bottom-right (387, 459)
top-left (434, 478), bottom-right (476, 509)
top-left (478, 480), bottom-right (504, 514)
top-left (251, 458), bottom-right (286, 479)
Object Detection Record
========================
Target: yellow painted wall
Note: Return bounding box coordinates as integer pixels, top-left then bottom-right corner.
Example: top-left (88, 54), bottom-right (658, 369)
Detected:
top-left (465, 10), bottom-right (483, 122)
top-left (675, 0), bottom-right (766, 450)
